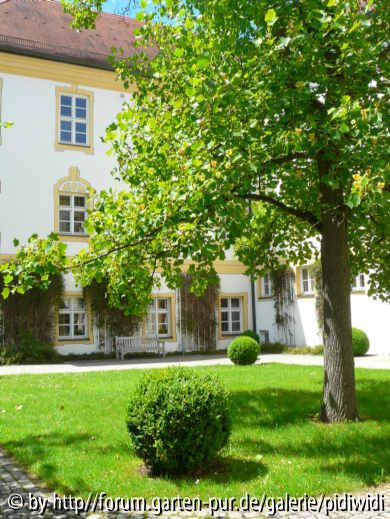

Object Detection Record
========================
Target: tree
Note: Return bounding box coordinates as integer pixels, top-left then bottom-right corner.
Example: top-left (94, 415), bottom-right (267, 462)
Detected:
top-left (3, 1), bottom-right (388, 422)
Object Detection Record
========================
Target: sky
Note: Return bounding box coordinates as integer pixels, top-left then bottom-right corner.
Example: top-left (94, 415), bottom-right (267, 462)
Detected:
top-left (102, 0), bottom-right (141, 16)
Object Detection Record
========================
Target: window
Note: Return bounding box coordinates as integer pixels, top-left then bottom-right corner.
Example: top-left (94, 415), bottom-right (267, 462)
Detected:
top-left (59, 94), bottom-right (88, 146)
top-left (59, 194), bottom-right (87, 235)
top-left (261, 273), bottom-right (273, 297)
top-left (55, 88), bottom-right (93, 152)
top-left (352, 273), bottom-right (366, 291)
top-left (301, 267), bottom-right (314, 295)
top-left (220, 296), bottom-right (243, 335)
top-left (145, 297), bottom-right (172, 338)
top-left (54, 166), bottom-right (91, 241)
top-left (58, 297), bottom-right (88, 340)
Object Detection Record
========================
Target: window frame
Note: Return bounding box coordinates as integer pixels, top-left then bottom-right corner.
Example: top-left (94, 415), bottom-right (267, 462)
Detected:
top-left (218, 293), bottom-right (248, 339)
top-left (300, 266), bottom-right (315, 296)
top-left (352, 273), bottom-right (366, 292)
top-left (53, 167), bottom-right (92, 243)
top-left (261, 273), bottom-right (273, 298)
top-left (55, 87), bottom-right (94, 153)
top-left (144, 294), bottom-right (176, 341)
top-left (58, 193), bottom-right (88, 236)
top-left (57, 295), bottom-right (91, 343)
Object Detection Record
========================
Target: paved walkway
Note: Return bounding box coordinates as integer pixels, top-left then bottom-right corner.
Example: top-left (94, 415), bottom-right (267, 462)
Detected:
top-left (0, 448), bottom-right (389, 518)
top-left (0, 353), bottom-right (389, 376)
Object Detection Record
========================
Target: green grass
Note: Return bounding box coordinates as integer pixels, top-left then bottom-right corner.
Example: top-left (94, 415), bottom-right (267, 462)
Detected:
top-left (0, 364), bottom-right (389, 499)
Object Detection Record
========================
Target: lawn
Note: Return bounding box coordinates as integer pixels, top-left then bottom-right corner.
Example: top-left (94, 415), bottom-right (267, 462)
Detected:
top-left (0, 364), bottom-right (389, 500)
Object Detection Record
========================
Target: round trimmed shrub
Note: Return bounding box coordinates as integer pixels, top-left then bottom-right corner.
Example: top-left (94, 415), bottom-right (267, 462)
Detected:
top-left (352, 328), bottom-right (369, 356)
top-left (127, 368), bottom-right (231, 475)
top-left (228, 336), bottom-right (260, 365)
top-left (241, 329), bottom-right (260, 343)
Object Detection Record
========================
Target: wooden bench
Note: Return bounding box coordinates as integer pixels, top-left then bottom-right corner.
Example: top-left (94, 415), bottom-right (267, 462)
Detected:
top-left (115, 336), bottom-right (165, 360)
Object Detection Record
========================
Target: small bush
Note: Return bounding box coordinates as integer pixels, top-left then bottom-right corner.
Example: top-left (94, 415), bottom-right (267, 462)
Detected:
top-left (261, 343), bottom-right (324, 355)
top-left (127, 368), bottom-right (231, 475)
top-left (0, 334), bottom-right (59, 365)
top-left (241, 329), bottom-right (260, 343)
top-left (228, 336), bottom-right (260, 365)
top-left (261, 342), bottom-right (285, 354)
top-left (59, 352), bottom-right (116, 362)
top-left (352, 328), bottom-right (369, 356)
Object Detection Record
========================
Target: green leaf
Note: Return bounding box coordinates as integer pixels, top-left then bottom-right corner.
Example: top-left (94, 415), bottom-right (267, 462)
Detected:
top-left (13, 238), bottom-right (20, 247)
top-left (1, 287), bottom-right (10, 299)
top-left (265, 9), bottom-right (278, 26)
top-left (346, 192), bottom-right (361, 209)
top-left (4, 274), bottom-right (13, 284)
top-left (196, 57), bottom-right (209, 69)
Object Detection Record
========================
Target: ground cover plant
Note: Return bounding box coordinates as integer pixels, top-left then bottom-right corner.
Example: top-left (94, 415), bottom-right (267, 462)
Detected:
top-left (0, 364), bottom-right (389, 500)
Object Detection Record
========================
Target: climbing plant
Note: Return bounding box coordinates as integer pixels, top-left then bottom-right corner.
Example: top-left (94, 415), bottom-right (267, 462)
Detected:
top-left (312, 261), bottom-right (324, 334)
top-left (271, 266), bottom-right (296, 345)
top-left (83, 280), bottom-right (142, 348)
top-left (179, 274), bottom-right (219, 351)
top-left (0, 274), bottom-right (64, 346)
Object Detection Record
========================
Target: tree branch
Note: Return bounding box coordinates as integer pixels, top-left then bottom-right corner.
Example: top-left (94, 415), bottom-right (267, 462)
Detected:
top-left (262, 151), bottom-right (309, 167)
top-left (236, 192), bottom-right (321, 230)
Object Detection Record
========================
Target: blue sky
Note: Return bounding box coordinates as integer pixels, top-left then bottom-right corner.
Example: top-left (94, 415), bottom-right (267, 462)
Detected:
top-left (102, 0), bottom-right (141, 16)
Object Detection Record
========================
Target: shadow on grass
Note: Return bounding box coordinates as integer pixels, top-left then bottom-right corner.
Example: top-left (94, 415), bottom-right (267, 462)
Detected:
top-left (160, 456), bottom-right (267, 484)
top-left (2, 432), bottom-right (107, 495)
top-left (231, 377), bottom-right (390, 427)
top-left (229, 377), bottom-right (390, 485)
top-left (2, 377), bottom-right (389, 493)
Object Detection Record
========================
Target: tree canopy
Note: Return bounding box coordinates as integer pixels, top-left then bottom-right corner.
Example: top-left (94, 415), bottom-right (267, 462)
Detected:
top-left (1, 0), bottom-right (389, 421)
top-left (57, 0), bottom-right (389, 314)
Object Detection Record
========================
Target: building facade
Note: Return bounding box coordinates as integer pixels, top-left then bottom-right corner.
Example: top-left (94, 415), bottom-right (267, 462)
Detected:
top-left (0, 0), bottom-right (388, 356)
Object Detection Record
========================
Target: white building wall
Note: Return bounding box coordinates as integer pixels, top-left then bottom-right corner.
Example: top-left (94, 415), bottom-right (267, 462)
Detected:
top-left (257, 290), bottom-right (390, 355)
top-left (1, 63), bottom-right (389, 357)
top-left (0, 71), bottom-right (126, 251)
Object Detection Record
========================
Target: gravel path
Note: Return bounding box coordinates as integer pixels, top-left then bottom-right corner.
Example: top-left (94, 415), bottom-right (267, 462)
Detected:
top-left (0, 353), bottom-right (389, 376)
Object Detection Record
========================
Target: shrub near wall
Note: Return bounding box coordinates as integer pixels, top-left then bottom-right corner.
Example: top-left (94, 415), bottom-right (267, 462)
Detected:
top-left (127, 368), bottom-right (231, 475)
top-left (241, 329), bottom-right (260, 343)
top-left (228, 336), bottom-right (260, 365)
top-left (352, 328), bottom-right (370, 356)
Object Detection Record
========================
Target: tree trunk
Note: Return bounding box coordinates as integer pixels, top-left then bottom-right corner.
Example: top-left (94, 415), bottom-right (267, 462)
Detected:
top-left (319, 185), bottom-right (359, 422)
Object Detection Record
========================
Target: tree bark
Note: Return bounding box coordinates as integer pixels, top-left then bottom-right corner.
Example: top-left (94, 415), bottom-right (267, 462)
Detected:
top-left (319, 167), bottom-right (359, 422)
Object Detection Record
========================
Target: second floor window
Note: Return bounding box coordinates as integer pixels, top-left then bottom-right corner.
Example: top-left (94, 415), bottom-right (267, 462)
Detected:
top-left (59, 94), bottom-right (89, 147)
top-left (59, 194), bottom-right (87, 235)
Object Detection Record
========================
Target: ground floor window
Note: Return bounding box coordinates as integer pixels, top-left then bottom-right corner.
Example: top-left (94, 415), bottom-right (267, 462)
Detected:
top-left (58, 297), bottom-right (88, 340)
top-left (220, 296), bottom-right (243, 335)
top-left (145, 297), bottom-right (172, 338)
top-left (301, 267), bottom-right (314, 295)
top-left (352, 273), bottom-right (366, 291)
top-left (261, 273), bottom-right (273, 297)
